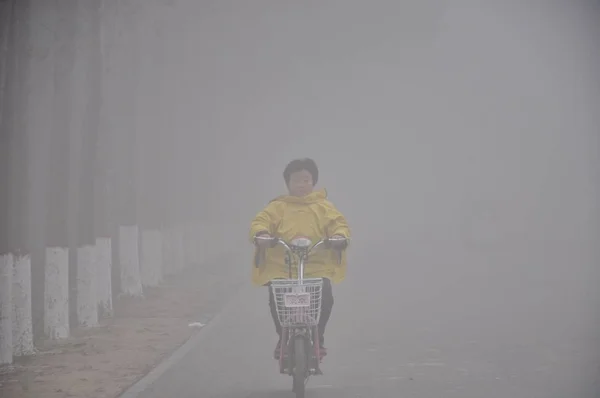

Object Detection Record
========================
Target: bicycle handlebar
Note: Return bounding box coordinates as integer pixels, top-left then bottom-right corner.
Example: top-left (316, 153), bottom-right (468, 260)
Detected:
top-left (254, 236), bottom-right (349, 254)
top-left (253, 235), bottom-right (350, 278)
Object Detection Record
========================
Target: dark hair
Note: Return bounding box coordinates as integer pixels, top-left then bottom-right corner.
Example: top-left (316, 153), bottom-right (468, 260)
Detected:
top-left (283, 158), bottom-right (319, 185)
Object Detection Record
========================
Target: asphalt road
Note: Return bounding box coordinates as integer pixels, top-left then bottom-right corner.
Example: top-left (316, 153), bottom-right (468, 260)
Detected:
top-left (135, 241), bottom-right (599, 398)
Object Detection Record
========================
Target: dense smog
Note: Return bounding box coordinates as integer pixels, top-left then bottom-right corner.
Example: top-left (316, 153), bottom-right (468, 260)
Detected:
top-left (0, 2), bottom-right (598, 397)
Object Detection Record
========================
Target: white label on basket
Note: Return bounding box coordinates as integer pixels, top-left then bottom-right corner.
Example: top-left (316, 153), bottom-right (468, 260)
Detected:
top-left (284, 293), bottom-right (310, 308)
top-left (291, 286), bottom-right (305, 294)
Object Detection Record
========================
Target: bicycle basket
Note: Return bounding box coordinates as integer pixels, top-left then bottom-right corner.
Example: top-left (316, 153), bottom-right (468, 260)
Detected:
top-left (270, 278), bottom-right (323, 328)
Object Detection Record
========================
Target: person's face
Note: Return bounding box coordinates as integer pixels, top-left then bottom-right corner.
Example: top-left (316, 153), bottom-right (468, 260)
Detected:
top-left (287, 169), bottom-right (314, 197)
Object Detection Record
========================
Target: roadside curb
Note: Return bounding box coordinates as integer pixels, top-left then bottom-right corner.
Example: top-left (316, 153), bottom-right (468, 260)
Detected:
top-left (118, 251), bottom-right (251, 398)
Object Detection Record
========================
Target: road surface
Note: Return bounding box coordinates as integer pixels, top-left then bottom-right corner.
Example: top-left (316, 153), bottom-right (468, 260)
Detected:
top-left (135, 242), bottom-right (599, 398)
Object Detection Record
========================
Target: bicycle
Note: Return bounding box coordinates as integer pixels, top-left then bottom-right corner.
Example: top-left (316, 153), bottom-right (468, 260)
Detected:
top-left (254, 235), bottom-right (348, 398)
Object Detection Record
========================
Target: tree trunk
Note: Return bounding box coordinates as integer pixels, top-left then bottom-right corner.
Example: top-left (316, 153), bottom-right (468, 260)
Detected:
top-left (118, 225), bottom-right (142, 297)
top-left (24, 0), bottom-right (55, 345)
top-left (95, 0), bottom-right (114, 315)
top-left (0, 254), bottom-right (12, 365)
top-left (12, 253), bottom-right (33, 356)
top-left (45, 0), bottom-right (77, 340)
top-left (0, 0), bottom-right (15, 256)
top-left (44, 247), bottom-right (69, 340)
top-left (71, 0), bottom-right (102, 328)
top-left (105, 0), bottom-right (143, 297)
top-left (0, 0), bottom-right (11, 361)
top-left (95, 237), bottom-right (113, 317)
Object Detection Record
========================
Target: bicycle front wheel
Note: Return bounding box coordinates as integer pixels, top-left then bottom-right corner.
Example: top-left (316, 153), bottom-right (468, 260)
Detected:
top-left (292, 336), bottom-right (307, 398)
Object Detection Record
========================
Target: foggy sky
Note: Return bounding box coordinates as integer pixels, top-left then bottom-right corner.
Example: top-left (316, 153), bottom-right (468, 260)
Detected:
top-left (0, 0), bottom-right (598, 395)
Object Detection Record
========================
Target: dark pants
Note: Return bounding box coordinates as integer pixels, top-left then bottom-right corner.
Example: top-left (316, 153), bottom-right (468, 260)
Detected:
top-left (268, 278), bottom-right (334, 345)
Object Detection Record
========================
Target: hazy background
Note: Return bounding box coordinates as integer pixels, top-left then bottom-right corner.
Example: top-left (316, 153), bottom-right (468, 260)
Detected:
top-left (0, 0), bottom-right (599, 396)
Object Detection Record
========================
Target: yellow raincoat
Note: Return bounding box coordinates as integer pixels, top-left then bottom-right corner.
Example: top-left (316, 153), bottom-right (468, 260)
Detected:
top-left (249, 189), bottom-right (350, 286)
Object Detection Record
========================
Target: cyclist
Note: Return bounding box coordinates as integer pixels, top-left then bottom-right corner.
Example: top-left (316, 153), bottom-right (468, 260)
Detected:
top-left (250, 158), bottom-right (350, 359)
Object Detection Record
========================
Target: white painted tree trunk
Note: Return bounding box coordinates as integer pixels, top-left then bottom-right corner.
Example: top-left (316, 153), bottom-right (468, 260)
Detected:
top-left (118, 225), bottom-right (143, 297)
top-left (205, 222), bottom-right (221, 263)
top-left (173, 224), bottom-right (185, 273)
top-left (182, 223), bottom-right (191, 265)
top-left (180, 223), bottom-right (190, 268)
top-left (184, 222), bottom-right (195, 265)
top-left (0, 253), bottom-right (13, 365)
top-left (196, 223), bottom-right (208, 265)
top-left (95, 237), bottom-right (113, 317)
top-left (76, 245), bottom-right (98, 327)
top-left (167, 227), bottom-right (179, 274)
top-left (161, 227), bottom-right (174, 276)
top-left (45, 247), bottom-right (70, 340)
top-left (184, 222), bottom-right (200, 265)
top-left (12, 254), bottom-right (33, 357)
top-left (141, 229), bottom-right (162, 287)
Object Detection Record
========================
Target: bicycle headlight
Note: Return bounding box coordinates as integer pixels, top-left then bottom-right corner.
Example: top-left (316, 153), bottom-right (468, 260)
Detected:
top-left (290, 237), bottom-right (312, 248)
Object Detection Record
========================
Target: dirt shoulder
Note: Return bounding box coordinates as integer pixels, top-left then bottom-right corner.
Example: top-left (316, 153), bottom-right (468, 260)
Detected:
top-left (0, 251), bottom-right (248, 398)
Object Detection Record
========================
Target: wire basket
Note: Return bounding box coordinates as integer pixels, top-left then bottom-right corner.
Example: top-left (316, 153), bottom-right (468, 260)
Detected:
top-left (270, 278), bottom-right (323, 327)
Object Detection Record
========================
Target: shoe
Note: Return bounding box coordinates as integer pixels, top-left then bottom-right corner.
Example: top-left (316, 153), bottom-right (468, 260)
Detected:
top-left (317, 336), bottom-right (327, 356)
top-left (274, 338), bottom-right (282, 359)
top-left (319, 345), bottom-right (327, 357)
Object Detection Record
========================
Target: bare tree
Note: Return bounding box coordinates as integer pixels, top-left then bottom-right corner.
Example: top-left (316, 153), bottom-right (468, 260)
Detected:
top-left (0, 0), bottom-right (16, 258)
top-left (44, 0), bottom-right (78, 340)
top-left (108, 0), bottom-right (142, 297)
top-left (0, 3), bottom-right (14, 363)
top-left (68, 0), bottom-right (103, 328)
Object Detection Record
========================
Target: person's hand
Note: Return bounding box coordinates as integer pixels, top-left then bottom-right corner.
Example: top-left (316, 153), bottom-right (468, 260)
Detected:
top-left (328, 234), bottom-right (348, 249)
top-left (254, 232), bottom-right (274, 248)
